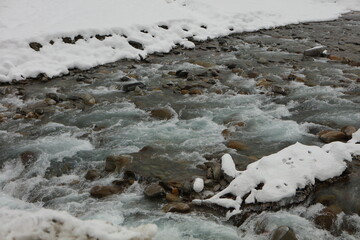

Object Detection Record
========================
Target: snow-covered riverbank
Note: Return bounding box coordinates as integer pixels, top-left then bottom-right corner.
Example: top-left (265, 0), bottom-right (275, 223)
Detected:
top-left (0, 0), bottom-right (359, 82)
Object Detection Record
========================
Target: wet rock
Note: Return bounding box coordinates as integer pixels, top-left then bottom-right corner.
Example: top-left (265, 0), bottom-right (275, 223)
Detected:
top-left (341, 126), bottom-right (357, 139)
top-left (314, 207), bottom-right (337, 231)
top-left (150, 108), bottom-right (174, 120)
top-left (319, 130), bottom-right (346, 143)
top-left (272, 86), bottom-right (289, 96)
top-left (176, 70), bottom-right (189, 78)
top-left (123, 82), bottom-right (146, 92)
top-left (84, 169), bottom-right (100, 181)
top-left (181, 181), bottom-right (193, 195)
top-left (189, 89), bottom-right (203, 95)
top-left (211, 163), bottom-right (222, 181)
top-left (0, 113), bottom-right (6, 122)
top-left (25, 112), bottom-right (37, 119)
top-left (256, 78), bottom-right (272, 87)
top-left (315, 194), bottom-right (336, 206)
top-left (81, 94), bottom-right (96, 105)
top-left (163, 202), bottom-right (191, 213)
top-left (166, 193), bottom-right (180, 202)
top-left (270, 226), bottom-right (298, 240)
top-left (258, 57), bottom-right (268, 64)
top-left (304, 46), bottom-right (327, 57)
top-left (225, 63), bottom-right (237, 69)
top-left (46, 93), bottom-right (60, 102)
top-left (90, 186), bottom-right (121, 198)
top-left (144, 183), bottom-right (165, 198)
top-left (204, 179), bottom-right (215, 187)
top-left (20, 151), bottom-right (38, 166)
top-left (29, 42), bottom-right (42, 51)
top-left (44, 98), bottom-right (57, 105)
top-left (227, 140), bottom-right (248, 151)
top-left (105, 155), bottom-right (131, 172)
top-left (128, 40), bottom-right (144, 50)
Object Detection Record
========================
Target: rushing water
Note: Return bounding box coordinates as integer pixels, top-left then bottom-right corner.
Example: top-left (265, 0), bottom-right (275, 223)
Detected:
top-left (1, 20), bottom-right (360, 239)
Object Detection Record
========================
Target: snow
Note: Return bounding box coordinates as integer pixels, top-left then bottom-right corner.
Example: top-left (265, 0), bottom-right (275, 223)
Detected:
top-left (0, 208), bottom-right (157, 240)
top-left (196, 129), bottom-right (360, 218)
top-left (221, 153), bottom-right (240, 178)
top-left (193, 178), bottom-right (204, 193)
top-left (0, 0), bottom-right (359, 82)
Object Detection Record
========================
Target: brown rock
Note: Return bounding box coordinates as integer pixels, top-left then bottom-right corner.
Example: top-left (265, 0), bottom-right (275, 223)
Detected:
top-left (181, 89), bottom-right (190, 95)
top-left (314, 207), bottom-right (338, 231)
top-left (315, 194), bottom-right (336, 206)
top-left (227, 140), bottom-right (248, 151)
top-left (84, 170), bottom-right (100, 181)
top-left (20, 151), bottom-right (38, 166)
top-left (232, 122), bottom-right (246, 127)
top-left (0, 113), bottom-right (6, 122)
top-left (270, 226), bottom-right (298, 240)
top-left (163, 203), bottom-right (191, 213)
top-left (144, 183), bottom-right (165, 198)
top-left (211, 163), bottom-right (222, 180)
top-left (166, 193), bottom-right (180, 202)
top-left (81, 94), bottom-right (96, 105)
top-left (105, 155), bottom-right (131, 172)
top-left (319, 130), bottom-right (346, 143)
top-left (189, 89), bottom-right (203, 95)
top-left (256, 78), bottom-right (271, 87)
top-left (13, 114), bottom-right (24, 119)
top-left (150, 108), bottom-right (174, 120)
top-left (90, 186), bottom-right (121, 198)
top-left (25, 112), bottom-right (37, 119)
top-left (341, 126), bottom-right (357, 139)
top-left (221, 129), bottom-right (231, 138)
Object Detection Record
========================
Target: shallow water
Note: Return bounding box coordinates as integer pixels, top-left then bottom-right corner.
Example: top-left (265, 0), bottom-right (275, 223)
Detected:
top-left (1, 15), bottom-right (360, 239)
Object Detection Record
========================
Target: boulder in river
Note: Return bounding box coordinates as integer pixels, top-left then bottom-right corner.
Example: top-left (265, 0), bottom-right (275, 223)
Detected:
top-left (20, 151), bottom-right (38, 166)
top-left (303, 46), bottom-right (327, 57)
top-left (314, 206), bottom-right (338, 231)
top-left (81, 94), bottom-right (96, 105)
top-left (270, 226), bottom-right (298, 240)
top-left (84, 169), bottom-right (100, 181)
top-left (105, 155), bottom-right (131, 172)
top-left (123, 82), bottom-right (146, 92)
top-left (162, 202), bottom-right (191, 213)
top-left (144, 183), bottom-right (165, 198)
top-left (150, 108), bottom-right (174, 120)
top-left (90, 186), bottom-right (122, 198)
top-left (227, 140), bottom-right (248, 151)
top-left (341, 126), bottom-right (357, 140)
top-left (318, 130), bottom-right (346, 143)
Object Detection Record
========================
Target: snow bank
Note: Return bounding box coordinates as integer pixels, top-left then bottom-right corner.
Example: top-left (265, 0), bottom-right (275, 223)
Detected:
top-left (0, 0), bottom-right (359, 82)
top-left (0, 208), bottom-right (157, 240)
top-left (197, 130), bottom-right (360, 218)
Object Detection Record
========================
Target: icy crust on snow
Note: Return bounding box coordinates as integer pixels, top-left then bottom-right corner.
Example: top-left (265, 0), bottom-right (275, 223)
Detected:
top-left (0, 208), bottom-right (157, 240)
top-left (200, 130), bottom-right (360, 218)
top-left (0, 0), bottom-right (359, 82)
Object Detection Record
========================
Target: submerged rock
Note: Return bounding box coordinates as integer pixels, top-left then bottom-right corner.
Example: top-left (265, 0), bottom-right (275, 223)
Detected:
top-left (81, 94), bottom-right (96, 105)
top-left (90, 186), bottom-right (122, 198)
top-left (227, 140), bottom-right (248, 151)
top-left (314, 207), bottom-right (338, 231)
top-left (270, 226), bottom-right (298, 240)
top-left (162, 202), bottom-right (191, 213)
top-left (144, 183), bottom-right (165, 198)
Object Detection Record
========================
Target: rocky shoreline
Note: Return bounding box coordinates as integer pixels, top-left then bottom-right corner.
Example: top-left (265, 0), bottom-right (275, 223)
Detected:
top-left (1, 11), bottom-right (360, 240)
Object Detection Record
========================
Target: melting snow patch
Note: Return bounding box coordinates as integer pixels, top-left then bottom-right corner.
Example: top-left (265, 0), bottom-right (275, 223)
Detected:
top-left (195, 129), bottom-right (360, 218)
top-left (0, 208), bottom-right (157, 240)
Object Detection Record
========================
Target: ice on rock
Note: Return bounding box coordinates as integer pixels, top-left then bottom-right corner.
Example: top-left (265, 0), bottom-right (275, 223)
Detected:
top-left (193, 178), bottom-right (204, 193)
top-left (198, 130), bottom-right (360, 218)
top-left (0, 208), bottom-right (157, 240)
